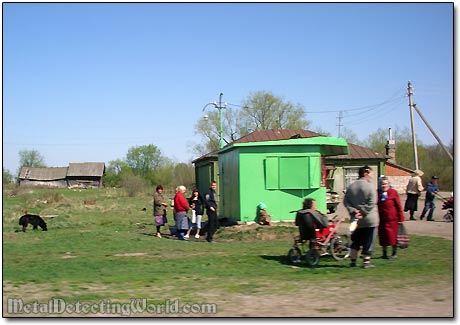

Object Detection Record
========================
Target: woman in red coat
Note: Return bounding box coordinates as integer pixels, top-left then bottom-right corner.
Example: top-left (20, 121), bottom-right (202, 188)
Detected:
top-left (377, 177), bottom-right (405, 259)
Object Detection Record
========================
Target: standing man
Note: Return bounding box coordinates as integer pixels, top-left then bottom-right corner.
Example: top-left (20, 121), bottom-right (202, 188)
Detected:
top-left (404, 170), bottom-right (424, 220)
top-left (204, 181), bottom-right (218, 243)
top-left (344, 166), bottom-right (379, 269)
top-left (420, 176), bottom-right (439, 221)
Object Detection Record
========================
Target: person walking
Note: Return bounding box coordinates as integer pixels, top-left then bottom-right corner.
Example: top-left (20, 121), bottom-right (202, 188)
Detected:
top-left (173, 185), bottom-right (190, 240)
top-left (404, 170), bottom-right (424, 220)
top-left (377, 177), bottom-right (405, 259)
top-left (185, 188), bottom-right (204, 239)
top-left (153, 185), bottom-right (168, 238)
top-left (420, 176), bottom-right (439, 221)
top-left (343, 166), bottom-right (379, 269)
top-left (204, 181), bottom-right (218, 243)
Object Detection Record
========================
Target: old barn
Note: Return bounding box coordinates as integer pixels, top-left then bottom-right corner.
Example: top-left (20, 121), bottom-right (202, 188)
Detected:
top-left (19, 162), bottom-right (105, 188)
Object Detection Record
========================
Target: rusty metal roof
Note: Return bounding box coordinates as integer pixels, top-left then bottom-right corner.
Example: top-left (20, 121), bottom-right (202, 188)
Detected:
top-left (327, 142), bottom-right (386, 160)
top-left (193, 129), bottom-right (386, 163)
top-left (230, 129), bottom-right (322, 144)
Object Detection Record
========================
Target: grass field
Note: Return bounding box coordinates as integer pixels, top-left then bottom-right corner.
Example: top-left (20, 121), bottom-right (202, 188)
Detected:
top-left (2, 187), bottom-right (454, 317)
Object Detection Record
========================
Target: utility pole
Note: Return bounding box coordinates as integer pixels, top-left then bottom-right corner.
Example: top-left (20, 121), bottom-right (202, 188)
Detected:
top-left (202, 93), bottom-right (227, 149)
top-left (217, 93), bottom-right (225, 149)
top-left (336, 111), bottom-right (343, 137)
top-left (412, 103), bottom-right (453, 161)
top-left (407, 81), bottom-right (419, 171)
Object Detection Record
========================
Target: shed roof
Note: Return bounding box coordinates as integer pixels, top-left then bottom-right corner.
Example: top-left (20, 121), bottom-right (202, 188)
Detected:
top-left (192, 150), bottom-right (219, 164)
top-left (67, 162), bottom-right (105, 177)
top-left (230, 129), bottom-right (322, 144)
top-left (19, 167), bottom-right (68, 180)
top-left (220, 136), bottom-right (349, 156)
top-left (192, 129), bottom-right (388, 163)
top-left (219, 129), bottom-right (348, 156)
top-left (326, 143), bottom-right (386, 160)
top-left (385, 160), bottom-right (415, 174)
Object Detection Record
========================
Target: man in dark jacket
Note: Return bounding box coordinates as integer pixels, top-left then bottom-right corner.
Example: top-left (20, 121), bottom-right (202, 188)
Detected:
top-left (420, 176), bottom-right (439, 221)
top-left (295, 198), bottom-right (329, 242)
top-left (204, 181), bottom-right (218, 243)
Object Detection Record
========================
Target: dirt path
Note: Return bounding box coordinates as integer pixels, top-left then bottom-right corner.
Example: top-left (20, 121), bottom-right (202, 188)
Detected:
top-left (212, 282), bottom-right (453, 317)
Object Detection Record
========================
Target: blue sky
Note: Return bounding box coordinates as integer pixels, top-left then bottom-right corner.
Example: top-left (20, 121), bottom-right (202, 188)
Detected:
top-left (3, 3), bottom-right (454, 174)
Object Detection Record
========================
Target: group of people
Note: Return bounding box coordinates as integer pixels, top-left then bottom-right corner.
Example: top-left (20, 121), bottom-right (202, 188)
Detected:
top-left (342, 165), bottom-right (440, 269)
top-left (404, 169), bottom-right (439, 221)
top-left (152, 181), bottom-right (219, 243)
top-left (153, 166), bottom-right (441, 262)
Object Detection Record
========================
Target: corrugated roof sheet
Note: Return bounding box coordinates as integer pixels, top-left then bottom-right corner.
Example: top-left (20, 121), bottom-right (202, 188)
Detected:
top-left (193, 129), bottom-right (386, 162)
top-left (19, 167), bottom-right (68, 180)
top-left (327, 143), bottom-right (386, 160)
top-left (230, 129), bottom-right (322, 145)
top-left (67, 162), bottom-right (105, 177)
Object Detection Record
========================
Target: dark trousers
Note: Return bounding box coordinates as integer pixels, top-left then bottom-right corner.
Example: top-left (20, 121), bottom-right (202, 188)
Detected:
top-left (421, 201), bottom-right (435, 220)
top-left (350, 227), bottom-right (377, 256)
top-left (206, 210), bottom-right (218, 242)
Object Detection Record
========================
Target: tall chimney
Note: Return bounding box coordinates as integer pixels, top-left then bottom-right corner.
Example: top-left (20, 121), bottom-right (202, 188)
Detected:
top-left (385, 128), bottom-right (396, 162)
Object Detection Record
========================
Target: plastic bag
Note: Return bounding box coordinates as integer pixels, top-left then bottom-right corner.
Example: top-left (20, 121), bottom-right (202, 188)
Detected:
top-left (397, 223), bottom-right (409, 249)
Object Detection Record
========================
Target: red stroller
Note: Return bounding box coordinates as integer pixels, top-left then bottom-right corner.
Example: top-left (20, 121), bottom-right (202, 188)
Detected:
top-left (441, 194), bottom-right (454, 222)
top-left (287, 215), bottom-right (351, 267)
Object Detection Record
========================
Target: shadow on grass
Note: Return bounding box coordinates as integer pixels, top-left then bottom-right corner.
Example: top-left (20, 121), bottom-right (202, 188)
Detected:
top-left (260, 255), bottom-right (348, 268)
top-left (140, 232), bottom-right (178, 240)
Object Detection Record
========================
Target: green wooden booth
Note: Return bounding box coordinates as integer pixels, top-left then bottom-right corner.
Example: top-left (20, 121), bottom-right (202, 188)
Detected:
top-left (211, 136), bottom-right (349, 222)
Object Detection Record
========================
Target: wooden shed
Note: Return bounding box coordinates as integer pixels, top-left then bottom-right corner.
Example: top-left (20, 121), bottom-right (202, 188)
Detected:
top-left (18, 162), bottom-right (105, 188)
top-left (19, 167), bottom-right (68, 188)
top-left (67, 162), bottom-right (105, 188)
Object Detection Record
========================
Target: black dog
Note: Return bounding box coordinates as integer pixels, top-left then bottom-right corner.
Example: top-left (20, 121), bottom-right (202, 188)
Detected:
top-left (19, 214), bottom-right (47, 232)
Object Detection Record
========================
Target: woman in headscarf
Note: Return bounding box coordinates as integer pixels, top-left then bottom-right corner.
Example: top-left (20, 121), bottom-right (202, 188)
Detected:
top-left (377, 177), bottom-right (405, 259)
top-left (404, 170), bottom-right (424, 220)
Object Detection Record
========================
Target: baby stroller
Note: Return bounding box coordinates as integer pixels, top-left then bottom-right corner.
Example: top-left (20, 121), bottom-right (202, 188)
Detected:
top-left (438, 193), bottom-right (454, 222)
top-left (287, 214), bottom-right (350, 267)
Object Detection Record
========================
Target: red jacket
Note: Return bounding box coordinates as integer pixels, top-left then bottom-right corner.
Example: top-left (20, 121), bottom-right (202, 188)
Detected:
top-left (377, 188), bottom-right (404, 246)
top-left (174, 192), bottom-right (189, 213)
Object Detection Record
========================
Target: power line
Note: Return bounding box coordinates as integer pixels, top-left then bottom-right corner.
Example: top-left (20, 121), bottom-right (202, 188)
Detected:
top-left (343, 97), bottom-right (404, 126)
top-left (226, 88), bottom-right (406, 115)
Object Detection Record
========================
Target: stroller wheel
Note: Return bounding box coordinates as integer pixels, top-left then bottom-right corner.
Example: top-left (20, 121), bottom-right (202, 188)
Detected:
top-left (330, 234), bottom-right (351, 261)
top-left (305, 249), bottom-right (320, 267)
top-left (443, 212), bottom-right (453, 222)
top-left (287, 247), bottom-right (302, 265)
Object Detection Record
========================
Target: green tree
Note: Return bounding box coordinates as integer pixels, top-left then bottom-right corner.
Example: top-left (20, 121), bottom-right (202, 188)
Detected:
top-left (153, 159), bottom-right (175, 190)
top-left (125, 144), bottom-right (163, 180)
top-left (172, 163), bottom-right (195, 189)
top-left (3, 167), bottom-right (13, 184)
top-left (364, 127), bottom-right (453, 191)
top-left (104, 159), bottom-right (130, 187)
top-left (240, 91), bottom-right (310, 131)
top-left (421, 143), bottom-right (453, 191)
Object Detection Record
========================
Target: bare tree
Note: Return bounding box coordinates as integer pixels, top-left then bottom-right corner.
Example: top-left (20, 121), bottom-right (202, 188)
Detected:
top-left (240, 91), bottom-right (310, 130)
top-left (18, 149), bottom-right (46, 168)
top-left (194, 91), bottom-right (311, 154)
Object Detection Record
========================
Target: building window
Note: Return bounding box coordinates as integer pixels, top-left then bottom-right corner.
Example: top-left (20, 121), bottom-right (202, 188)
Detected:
top-left (264, 155), bottom-right (321, 190)
top-left (344, 167), bottom-right (360, 189)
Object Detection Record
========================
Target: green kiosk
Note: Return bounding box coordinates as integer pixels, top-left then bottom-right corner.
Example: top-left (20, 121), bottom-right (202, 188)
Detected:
top-left (195, 135), bottom-right (349, 223)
